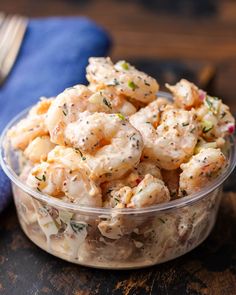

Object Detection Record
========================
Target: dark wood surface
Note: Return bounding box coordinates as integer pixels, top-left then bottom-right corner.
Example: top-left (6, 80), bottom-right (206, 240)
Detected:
top-left (1, 0), bottom-right (236, 113)
top-left (1, 1), bottom-right (236, 294)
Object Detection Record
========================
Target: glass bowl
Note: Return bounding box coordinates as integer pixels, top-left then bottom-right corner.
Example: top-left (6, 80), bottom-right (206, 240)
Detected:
top-left (1, 106), bottom-right (235, 269)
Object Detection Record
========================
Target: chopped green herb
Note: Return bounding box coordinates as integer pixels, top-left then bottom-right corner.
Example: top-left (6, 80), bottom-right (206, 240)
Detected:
top-left (144, 80), bottom-right (150, 86)
top-left (35, 176), bottom-right (42, 181)
top-left (116, 113), bottom-right (125, 120)
top-left (114, 78), bottom-right (120, 85)
top-left (108, 78), bottom-right (119, 86)
top-left (182, 122), bottom-right (189, 127)
top-left (62, 103), bottom-right (68, 116)
top-left (35, 175), bottom-right (46, 182)
top-left (114, 197), bottom-right (120, 204)
top-left (221, 111), bottom-right (226, 119)
top-left (74, 148), bottom-right (86, 160)
top-left (204, 96), bottom-right (220, 115)
top-left (203, 126), bottom-right (213, 133)
top-left (128, 81), bottom-right (139, 90)
top-left (70, 221), bottom-right (86, 234)
top-left (202, 120), bottom-right (213, 133)
top-left (129, 133), bottom-right (137, 141)
top-left (103, 98), bottom-right (112, 109)
top-left (158, 218), bottom-right (165, 224)
top-left (138, 189), bottom-right (143, 193)
top-left (205, 96), bottom-right (213, 109)
top-left (121, 62), bottom-right (129, 70)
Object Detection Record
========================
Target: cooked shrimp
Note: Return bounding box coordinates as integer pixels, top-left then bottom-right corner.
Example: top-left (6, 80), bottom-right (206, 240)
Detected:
top-left (62, 170), bottom-right (102, 207)
top-left (24, 135), bottom-right (55, 163)
top-left (64, 112), bottom-right (143, 181)
top-left (130, 105), bottom-right (199, 170)
top-left (103, 164), bottom-right (168, 208)
top-left (196, 95), bottom-right (235, 141)
top-left (101, 173), bottom-right (137, 207)
top-left (7, 55), bottom-right (234, 217)
top-left (46, 85), bottom-right (137, 145)
top-left (102, 159), bottom-right (162, 208)
top-left (129, 97), bottom-right (169, 135)
top-left (104, 174), bottom-right (169, 209)
top-left (194, 137), bottom-right (219, 154)
top-left (47, 145), bottom-right (86, 171)
top-left (128, 174), bottom-right (170, 208)
top-left (26, 158), bottom-right (102, 207)
top-left (129, 98), bottom-right (169, 155)
top-left (166, 80), bottom-right (235, 140)
top-left (45, 85), bottom-right (93, 145)
top-left (179, 148), bottom-right (227, 196)
top-left (166, 79), bottom-right (204, 109)
top-left (102, 186), bottom-right (132, 209)
top-left (8, 98), bottom-right (52, 150)
top-left (134, 160), bottom-right (162, 180)
top-left (27, 162), bottom-right (65, 197)
top-left (104, 174), bottom-right (170, 208)
top-left (86, 57), bottom-right (159, 103)
top-left (88, 87), bottom-right (137, 115)
top-left (41, 146), bottom-right (102, 206)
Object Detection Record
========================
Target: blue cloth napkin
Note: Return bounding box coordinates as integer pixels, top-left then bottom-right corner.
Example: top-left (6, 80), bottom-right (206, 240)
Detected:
top-left (0, 17), bottom-right (111, 212)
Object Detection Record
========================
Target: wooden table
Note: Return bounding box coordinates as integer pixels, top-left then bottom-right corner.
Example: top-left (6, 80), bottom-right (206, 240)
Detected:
top-left (1, 1), bottom-right (236, 294)
top-left (2, 0), bottom-right (236, 113)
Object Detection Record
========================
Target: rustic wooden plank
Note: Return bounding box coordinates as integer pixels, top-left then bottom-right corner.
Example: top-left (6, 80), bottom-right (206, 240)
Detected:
top-left (1, 0), bottom-right (235, 113)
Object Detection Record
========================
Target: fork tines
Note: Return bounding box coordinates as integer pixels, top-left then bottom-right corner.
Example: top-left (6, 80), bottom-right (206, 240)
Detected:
top-left (0, 14), bottom-right (28, 85)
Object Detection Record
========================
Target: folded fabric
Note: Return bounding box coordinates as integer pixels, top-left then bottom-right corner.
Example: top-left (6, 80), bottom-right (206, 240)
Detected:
top-left (0, 17), bottom-right (111, 212)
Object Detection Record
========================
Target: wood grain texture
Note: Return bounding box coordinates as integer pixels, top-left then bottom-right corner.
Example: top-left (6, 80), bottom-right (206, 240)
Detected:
top-left (0, 0), bottom-right (236, 294)
top-left (0, 0), bottom-right (236, 112)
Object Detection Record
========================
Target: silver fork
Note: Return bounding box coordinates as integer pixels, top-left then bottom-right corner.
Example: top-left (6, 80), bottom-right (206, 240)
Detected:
top-left (0, 14), bottom-right (28, 85)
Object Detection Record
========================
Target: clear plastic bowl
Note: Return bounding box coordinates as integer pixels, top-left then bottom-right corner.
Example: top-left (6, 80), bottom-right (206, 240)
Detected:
top-left (1, 107), bottom-right (236, 269)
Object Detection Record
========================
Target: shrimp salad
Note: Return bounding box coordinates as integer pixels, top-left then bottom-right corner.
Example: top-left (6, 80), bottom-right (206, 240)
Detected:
top-left (6, 58), bottom-right (235, 268)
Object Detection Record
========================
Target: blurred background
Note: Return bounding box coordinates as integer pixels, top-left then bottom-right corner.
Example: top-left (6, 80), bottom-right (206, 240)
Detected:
top-left (1, 0), bottom-right (236, 112)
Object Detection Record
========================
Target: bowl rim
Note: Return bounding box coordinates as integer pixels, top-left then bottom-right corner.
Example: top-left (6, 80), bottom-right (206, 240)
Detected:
top-left (1, 95), bottom-right (236, 215)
